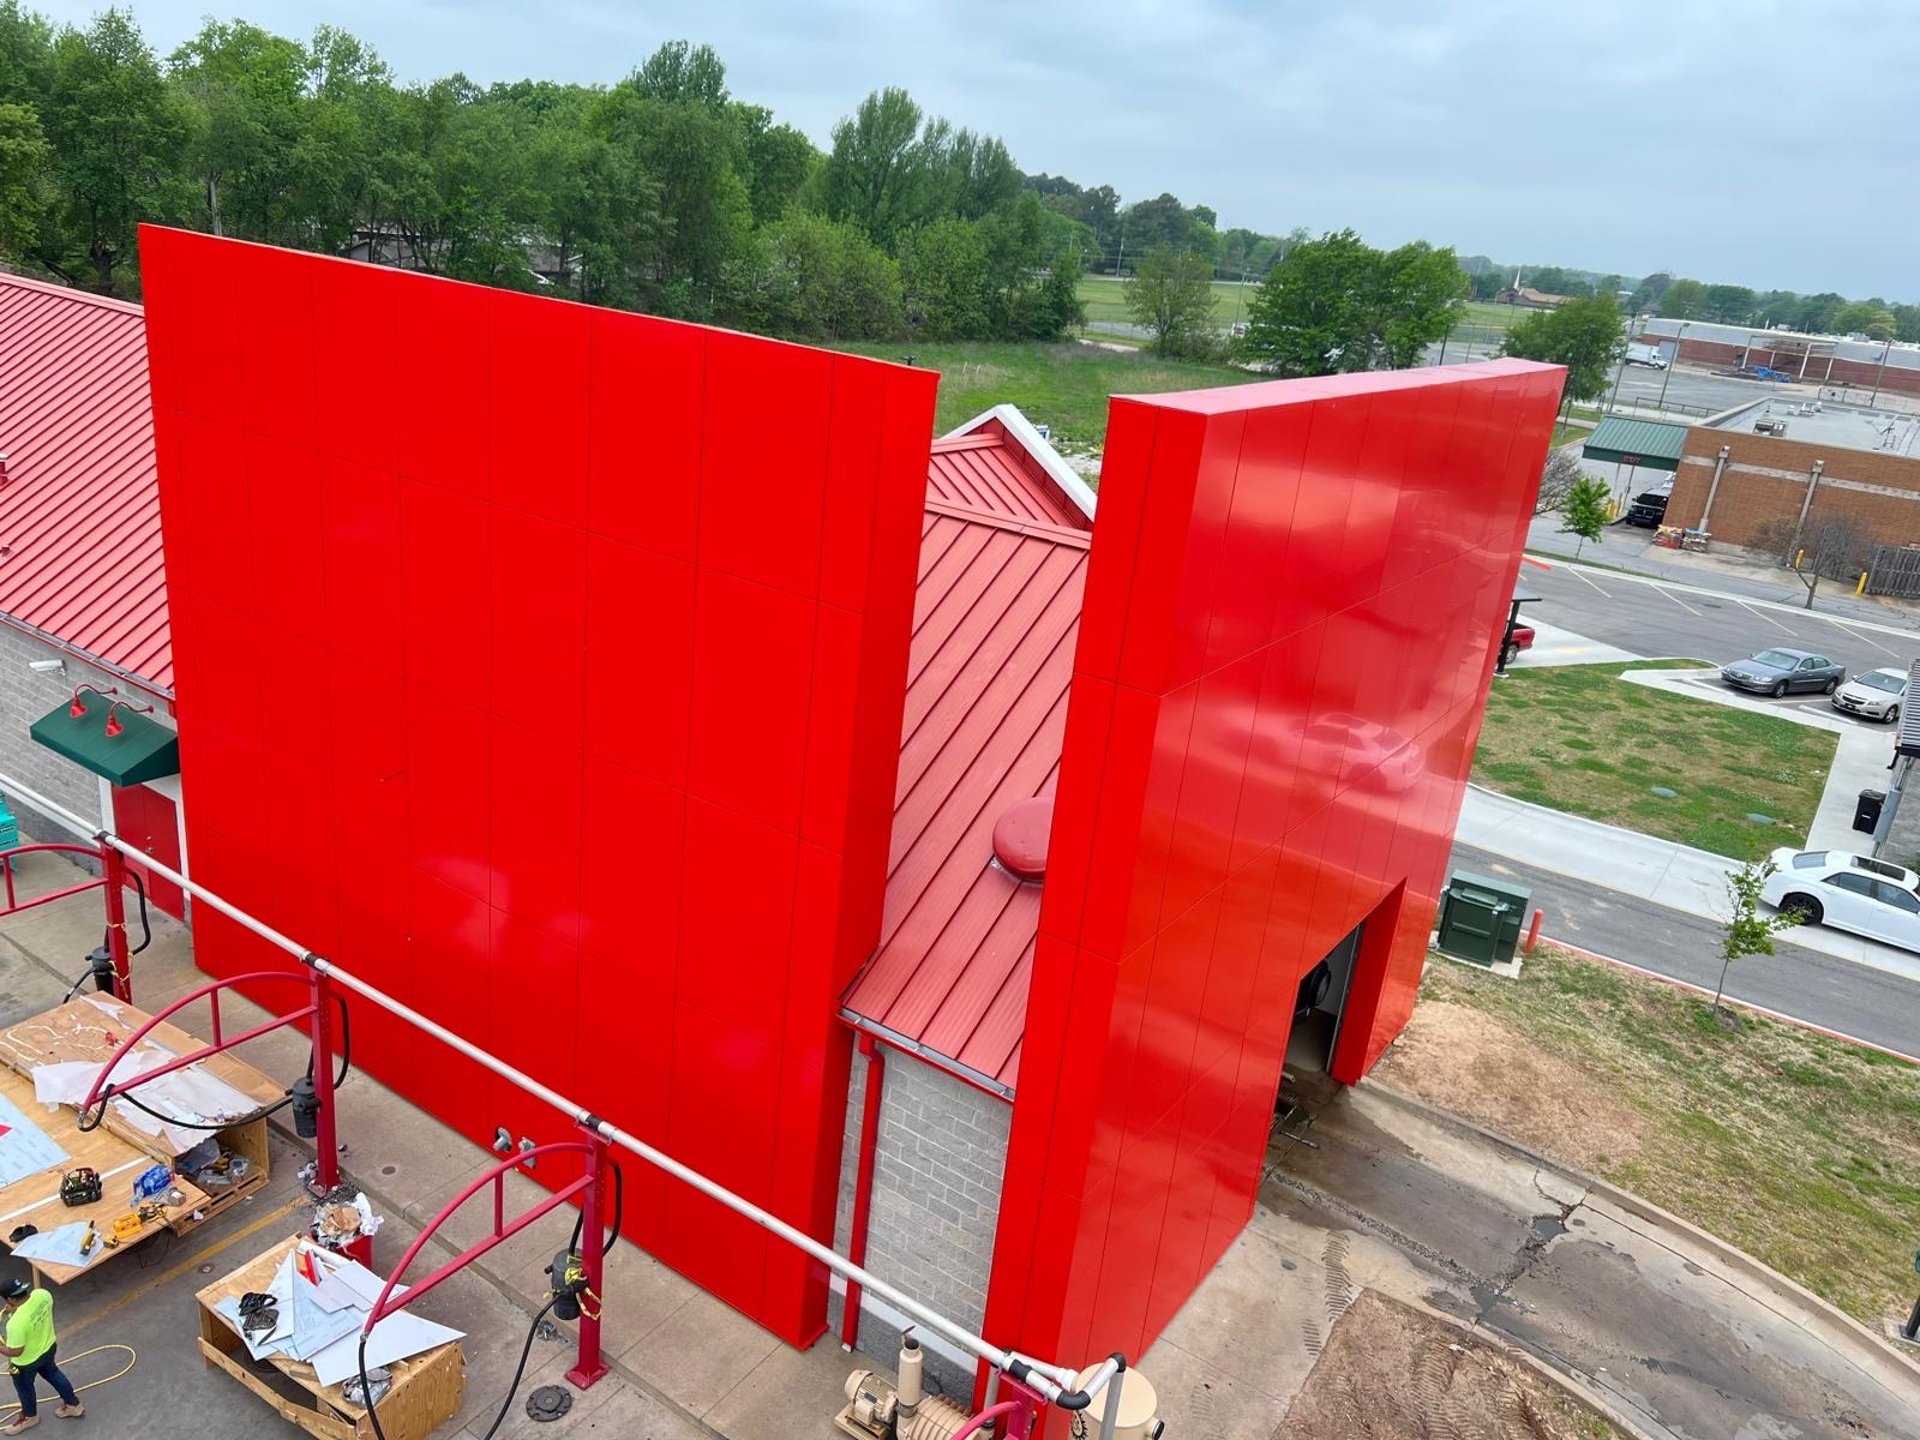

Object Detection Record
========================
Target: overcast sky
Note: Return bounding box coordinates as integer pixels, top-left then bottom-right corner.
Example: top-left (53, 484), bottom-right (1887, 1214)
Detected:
top-left (35, 0), bottom-right (1919, 297)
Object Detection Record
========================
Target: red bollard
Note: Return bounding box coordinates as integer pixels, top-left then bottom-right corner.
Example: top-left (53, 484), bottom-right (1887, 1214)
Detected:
top-left (1524, 908), bottom-right (1543, 955)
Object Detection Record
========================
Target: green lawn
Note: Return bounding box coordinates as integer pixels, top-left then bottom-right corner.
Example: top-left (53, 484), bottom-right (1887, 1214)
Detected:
top-left (1472, 660), bottom-right (1836, 858)
top-left (828, 339), bottom-right (1257, 453)
top-left (1384, 948), bottom-right (1920, 1326)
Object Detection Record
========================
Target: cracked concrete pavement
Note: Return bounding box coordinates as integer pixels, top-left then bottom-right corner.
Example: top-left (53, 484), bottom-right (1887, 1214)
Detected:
top-left (1261, 1083), bottom-right (1920, 1440)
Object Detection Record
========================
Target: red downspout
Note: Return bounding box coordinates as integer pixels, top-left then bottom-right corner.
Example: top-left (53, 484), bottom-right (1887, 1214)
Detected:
top-left (841, 1031), bottom-right (885, 1349)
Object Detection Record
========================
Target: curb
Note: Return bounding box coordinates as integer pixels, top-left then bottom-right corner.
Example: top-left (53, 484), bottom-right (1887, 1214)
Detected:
top-left (1358, 1078), bottom-right (1920, 1394)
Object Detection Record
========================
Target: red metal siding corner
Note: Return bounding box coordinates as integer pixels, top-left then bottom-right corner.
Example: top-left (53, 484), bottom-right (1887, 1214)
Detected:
top-left (986, 362), bottom-right (1562, 1378)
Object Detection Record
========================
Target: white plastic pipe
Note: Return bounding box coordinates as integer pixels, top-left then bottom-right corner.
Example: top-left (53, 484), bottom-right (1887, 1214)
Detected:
top-left (0, 769), bottom-right (1093, 1398)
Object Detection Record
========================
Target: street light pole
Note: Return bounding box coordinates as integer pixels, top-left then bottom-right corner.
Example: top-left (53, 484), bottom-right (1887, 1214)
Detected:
top-left (1656, 322), bottom-right (1690, 413)
top-left (1607, 311), bottom-right (1640, 413)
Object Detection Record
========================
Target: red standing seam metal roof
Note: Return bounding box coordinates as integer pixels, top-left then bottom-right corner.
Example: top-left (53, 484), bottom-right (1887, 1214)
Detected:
top-left (0, 275), bottom-right (170, 696)
top-left (841, 498), bottom-right (1090, 1093)
top-left (927, 412), bottom-right (1094, 532)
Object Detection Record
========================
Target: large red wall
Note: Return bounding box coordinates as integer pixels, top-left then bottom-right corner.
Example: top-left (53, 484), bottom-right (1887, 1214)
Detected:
top-left (138, 228), bottom-right (936, 1344)
top-left (985, 361), bottom-right (1562, 1375)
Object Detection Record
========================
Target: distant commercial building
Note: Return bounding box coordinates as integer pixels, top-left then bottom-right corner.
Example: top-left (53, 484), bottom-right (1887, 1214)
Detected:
top-left (1494, 286), bottom-right (1568, 309)
top-left (1642, 318), bottom-right (1918, 399)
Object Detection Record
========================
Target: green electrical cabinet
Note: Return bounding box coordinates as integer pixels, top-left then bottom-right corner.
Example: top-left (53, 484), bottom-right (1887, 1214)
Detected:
top-left (1436, 871), bottom-right (1532, 965)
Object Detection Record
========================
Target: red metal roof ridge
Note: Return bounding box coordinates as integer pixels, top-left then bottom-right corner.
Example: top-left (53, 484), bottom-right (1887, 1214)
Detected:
top-left (922, 497), bottom-right (1092, 550)
top-left (0, 271), bottom-right (146, 318)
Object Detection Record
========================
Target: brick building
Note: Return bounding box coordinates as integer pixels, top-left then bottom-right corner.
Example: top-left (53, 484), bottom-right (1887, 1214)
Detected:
top-left (1666, 400), bottom-right (1920, 555)
top-left (1642, 318), bottom-right (1919, 398)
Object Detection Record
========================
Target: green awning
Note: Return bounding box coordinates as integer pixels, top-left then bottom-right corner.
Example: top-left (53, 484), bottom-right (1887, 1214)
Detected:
top-left (30, 690), bottom-right (179, 787)
top-left (1581, 417), bottom-right (1690, 472)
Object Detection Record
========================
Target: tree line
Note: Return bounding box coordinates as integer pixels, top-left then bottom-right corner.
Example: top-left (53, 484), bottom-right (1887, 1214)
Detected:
top-left (0, 8), bottom-right (1084, 343)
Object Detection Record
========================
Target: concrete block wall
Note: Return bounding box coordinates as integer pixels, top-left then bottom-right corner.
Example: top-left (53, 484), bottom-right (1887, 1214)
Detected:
top-left (830, 1048), bottom-right (1012, 1397)
top-left (0, 622), bottom-right (162, 838)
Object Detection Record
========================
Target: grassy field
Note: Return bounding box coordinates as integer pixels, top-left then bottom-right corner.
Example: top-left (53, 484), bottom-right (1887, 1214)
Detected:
top-left (1378, 947), bottom-right (1920, 1326)
top-left (1472, 660), bottom-right (1836, 858)
top-left (830, 339), bottom-right (1255, 452)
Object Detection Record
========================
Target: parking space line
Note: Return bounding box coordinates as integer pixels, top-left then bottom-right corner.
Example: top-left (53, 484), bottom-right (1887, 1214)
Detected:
top-left (1567, 567), bottom-right (1610, 598)
top-left (62, 1194), bottom-right (308, 1341)
top-left (1736, 599), bottom-right (1797, 635)
top-left (1830, 620), bottom-right (1902, 659)
top-left (1650, 584), bottom-right (1703, 617)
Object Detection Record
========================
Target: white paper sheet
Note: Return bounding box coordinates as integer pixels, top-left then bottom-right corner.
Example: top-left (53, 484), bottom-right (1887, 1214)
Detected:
top-left (8, 1221), bottom-right (91, 1268)
top-left (310, 1311), bottom-right (464, 1389)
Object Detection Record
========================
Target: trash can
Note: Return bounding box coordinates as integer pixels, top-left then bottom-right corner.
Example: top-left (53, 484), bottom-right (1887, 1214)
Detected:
top-left (1855, 789), bottom-right (1887, 834)
top-left (1436, 871), bottom-right (1532, 966)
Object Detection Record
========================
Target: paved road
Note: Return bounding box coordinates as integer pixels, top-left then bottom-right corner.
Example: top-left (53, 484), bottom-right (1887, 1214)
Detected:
top-left (1450, 841), bottom-right (1920, 1059)
top-left (1267, 1088), bottom-right (1920, 1440)
top-left (1517, 551), bottom-right (1920, 682)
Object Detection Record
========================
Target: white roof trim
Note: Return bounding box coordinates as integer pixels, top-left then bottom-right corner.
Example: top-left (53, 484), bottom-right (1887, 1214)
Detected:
top-left (942, 403), bottom-right (1096, 520)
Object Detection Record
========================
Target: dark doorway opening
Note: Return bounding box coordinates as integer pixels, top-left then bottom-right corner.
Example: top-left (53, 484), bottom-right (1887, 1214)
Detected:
top-left (1286, 921), bottom-right (1362, 1075)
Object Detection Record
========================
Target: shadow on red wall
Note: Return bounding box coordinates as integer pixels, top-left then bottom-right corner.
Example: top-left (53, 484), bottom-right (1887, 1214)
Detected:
top-left (137, 226), bottom-right (937, 1345)
top-left (984, 362), bottom-right (1563, 1380)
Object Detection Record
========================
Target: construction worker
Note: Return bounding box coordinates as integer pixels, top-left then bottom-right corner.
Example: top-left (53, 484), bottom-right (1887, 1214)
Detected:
top-left (0, 1277), bottom-right (82, 1431)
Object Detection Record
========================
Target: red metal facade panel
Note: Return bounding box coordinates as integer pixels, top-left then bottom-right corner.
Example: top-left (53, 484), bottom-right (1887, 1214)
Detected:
top-left (0, 275), bottom-right (170, 693)
top-left (138, 228), bottom-right (937, 1345)
top-left (985, 361), bottom-right (1562, 1376)
top-left (841, 502), bottom-right (1090, 1090)
top-left (927, 426), bottom-right (1088, 531)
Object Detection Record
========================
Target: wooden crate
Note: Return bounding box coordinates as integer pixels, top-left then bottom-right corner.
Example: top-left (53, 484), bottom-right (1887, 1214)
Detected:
top-left (196, 1236), bottom-right (466, 1440)
top-left (169, 1116), bottom-right (270, 1236)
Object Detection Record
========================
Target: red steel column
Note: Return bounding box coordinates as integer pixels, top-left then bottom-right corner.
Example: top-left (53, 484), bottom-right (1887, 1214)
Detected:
top-left (567, 1126), bottom-right (610, 1389)
top-left (841, 1032), bottom-right (885, 1349)
top-left (100, 842), bottom-right (131, 1002)
top-left (308, 969), bottom-right (371, 1265)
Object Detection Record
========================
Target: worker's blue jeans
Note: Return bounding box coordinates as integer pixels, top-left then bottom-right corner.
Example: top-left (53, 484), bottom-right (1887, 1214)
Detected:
top-left (10, 1345), bottom-right (79, 1418)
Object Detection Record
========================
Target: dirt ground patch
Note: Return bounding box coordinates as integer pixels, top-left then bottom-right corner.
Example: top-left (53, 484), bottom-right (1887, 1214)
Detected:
top-left (1374, 999), bottom-right (1648, 1174)
top-left (1281, 1291), bottom-right (1621, 1439)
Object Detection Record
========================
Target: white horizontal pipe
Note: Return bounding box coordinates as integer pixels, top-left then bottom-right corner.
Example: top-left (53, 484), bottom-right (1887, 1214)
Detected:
top-left (15, 781), bottom-right (1086, 1397)
top-left (0, 774), bottom-right (99, 842)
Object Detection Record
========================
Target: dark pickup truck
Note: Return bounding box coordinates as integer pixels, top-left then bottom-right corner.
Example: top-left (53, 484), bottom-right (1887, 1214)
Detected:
top-left (1624, 484), bottom-right (1672, 527)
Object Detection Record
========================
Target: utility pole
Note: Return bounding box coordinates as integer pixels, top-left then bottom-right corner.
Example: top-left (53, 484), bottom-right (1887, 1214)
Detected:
top-left (1871, 336), bottom-right (1895, 406)
top-left (1606, 312), bottom-right (1641, 413)
top-left (1656, 322), bottom-right (1691, 413)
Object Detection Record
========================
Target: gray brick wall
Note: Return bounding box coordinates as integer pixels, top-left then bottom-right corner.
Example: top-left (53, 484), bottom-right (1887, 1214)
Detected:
top-left (0, 623), bottom-right (163, 838)
top-left (829, 1050), bottom-right (1011, 1396)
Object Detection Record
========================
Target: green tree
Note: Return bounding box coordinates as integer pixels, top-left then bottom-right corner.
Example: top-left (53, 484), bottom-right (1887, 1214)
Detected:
top-left (1120, 191), bottom-right (1202, 258)
top-left (627, 40), bottom-right (728, 110)
top-left (820, 86), bottom-right (927, 249)
top-left (0, 100), bottom-right (51, 264)
top-left (1375, 240), bottom-right (1467, 368)
top-left (1240, 228), bottom-right (1464, 376)
top-left (1659, 277), bottom-right (1706, 319)
top-left (1713, 857), bottom-right (1801, 1019)
top-left (1125, 245), bottom-right (1216, 357)
top-left (42, 7), bottom-right (188, 292)
top-left (734, 106), bottom-right (816, 222)
top-left (1835, 300), bottom-right (1896, 340)
top-left (1701, 283), bottom-right (1757, 324)
top-left (900, 215), bottom-right (989, 339)
top-left (1500, 294), bottom-right (1626, 406)
top-left (1558, 474), bottom-right (1610, 557)
top-left (167, 19), bottom-right (309, 239)
top-left (1239, 228), bottom-right (1380, 376)
top-left (751, 209), bottom-right (902, 340)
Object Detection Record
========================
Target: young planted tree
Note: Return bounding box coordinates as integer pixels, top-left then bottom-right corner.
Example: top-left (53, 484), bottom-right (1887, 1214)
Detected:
top-left (1124, 244), bottom-right (1216, 357)
top-left (1558, 474), bottom-right (1611, 556)
top-left (1712, 857), bottom-right (1802, 1020)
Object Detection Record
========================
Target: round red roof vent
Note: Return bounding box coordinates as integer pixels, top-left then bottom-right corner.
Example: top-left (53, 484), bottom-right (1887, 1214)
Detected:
top-left (992, 795), bottom-right (1054, 881)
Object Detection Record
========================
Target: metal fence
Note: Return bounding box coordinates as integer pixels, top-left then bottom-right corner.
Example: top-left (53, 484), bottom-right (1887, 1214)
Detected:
top-left (1865, 545), bottom-right (1920, 598)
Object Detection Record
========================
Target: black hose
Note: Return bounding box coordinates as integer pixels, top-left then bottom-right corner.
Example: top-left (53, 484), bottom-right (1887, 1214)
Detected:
top-left (361, 1293), bottom-right (563, 1440)
top-left (128, 871), bottom-right (152, 955)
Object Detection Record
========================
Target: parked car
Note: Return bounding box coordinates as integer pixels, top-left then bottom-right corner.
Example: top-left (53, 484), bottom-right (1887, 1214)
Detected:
top-left (1831, 666), bottom-right (1908, 723)
top-left (1623, 484), bottom-right (1672, 528)
top-left (1720, 648), bottom-right (1844, 697)
top-left (1760, 849), bottom-right (1920, 953)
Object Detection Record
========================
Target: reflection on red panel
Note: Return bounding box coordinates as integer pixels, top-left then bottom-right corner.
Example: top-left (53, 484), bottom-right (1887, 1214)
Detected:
top-left (987, 362), bottom-right (1562, 1387)
top-left (139, 227), bottom-right (936, 1346)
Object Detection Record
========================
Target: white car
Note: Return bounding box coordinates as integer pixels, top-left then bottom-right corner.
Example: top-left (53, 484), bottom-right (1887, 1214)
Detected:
top-left (1831, 667), bottom-right (1907, 723)
top-left (1760, 848), bottom-right (1920, 952)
